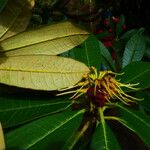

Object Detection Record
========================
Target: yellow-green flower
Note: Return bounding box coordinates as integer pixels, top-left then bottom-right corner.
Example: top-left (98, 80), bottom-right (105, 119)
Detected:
top-left (58, 67), bottom-right (141, 107)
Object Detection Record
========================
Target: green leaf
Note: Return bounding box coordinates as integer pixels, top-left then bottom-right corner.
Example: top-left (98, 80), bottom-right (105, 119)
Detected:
top-left (0, 0), bottom-right (35, 40)
top-left (91, 108), bottom-right (121, 150)
top-left (120, 29), bottom-right (138, 40)
top-left (122, 33), bottom-right (146, 68)
top-left (0, 55), bottom-right (89, 90)
top-left (62, 36), bottom-right (115, 71)
top-left (119, 61), bottom-right (150, 90)
top-left (5, 109), bottom-right (84, 150)
top-left (0, 21), bottom-right (89, 56)
top-left (99, 41), bottom-right (115, 71)
top-left (63, 120), bottom-right (90, 150)
top-left (91, 123), bottom-right (121, 150)
top-left (0, 0), bottom-right (8, 12)
top-left (116, 104), bottom-right (150, 148)
top-left (95, 30), bottom-right (111, 40)
top-left (0, 94), bottom-right (71, 128)
top-left (144, 46), bottom-right (150, 59)
top-left (62, 35), bottom-right (101, 69)
top-left (136, 91), bottom-right (150, 111)
top-left (116, 15), bottom-right (125, 36)
top-left (0, 123), bottom-right (5, 150)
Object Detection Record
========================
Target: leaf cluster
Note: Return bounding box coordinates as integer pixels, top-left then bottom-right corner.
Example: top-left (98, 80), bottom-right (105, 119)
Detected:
top-left (0, 1), bottom-right (150, 150)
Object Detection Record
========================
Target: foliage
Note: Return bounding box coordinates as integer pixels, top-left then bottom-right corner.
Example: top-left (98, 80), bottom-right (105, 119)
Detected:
top-left (0, 1), bottom-right (150, 150)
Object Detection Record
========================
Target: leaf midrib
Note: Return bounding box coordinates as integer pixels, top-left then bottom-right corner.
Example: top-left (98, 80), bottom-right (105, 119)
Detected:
top-left (2, 33), bottom-right (89, 52)
top-left (0, 1), bottom-right (27, 39)
top-left (0, 68), bottom-right (88, 74)
top-left (99, 108), bottom-right (109, 150)
top-left (117, 104), bottom-right (150, 127)
top-left (84, 40), bottom-right (90, 67)
top-left (26, 109), bottom-right (84, 149)
top-left (0, 101), bottom-right (70, 112)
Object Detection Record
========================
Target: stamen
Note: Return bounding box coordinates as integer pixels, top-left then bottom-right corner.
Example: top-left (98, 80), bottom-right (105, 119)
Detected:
top-left (57, 90), bottom-right (77, 96)
top-left (57, 67), bottom-right (142, 107)
top-left (104, 116), bottom-right (126, 124)
top-left (70, 87), bottom-right (88, 99)
top-left (69, 82), bottom-right (87, 99)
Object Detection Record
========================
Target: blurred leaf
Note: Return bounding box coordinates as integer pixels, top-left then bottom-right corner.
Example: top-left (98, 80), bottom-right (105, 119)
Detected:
top-left (99, 41), bottom-right (115, 71)
top-left (120, 29), bottom-right (138, 40)
top-left (116, 104), bottom-right (150, 148)
top-left (122, 33), bottom-right (146, 68)
top-left (0, 94), bottom-right (71, 128)
top-left (91, 122), bottom-right (121, 150)
top-left (0, 21), bottom-right (89, 56)
top-left (144, 47), bottom-right (150, 59)
top-left (0, 0), bottom-right (8, 12)
top-left (143, 35), bottom-right (150, 46)
top-left (112, 39), bottom-right (125, 52)
top-left (5, 109), bottom-right (84, 150)
top-left (42, 0), bottom-right (60, 8)
top-left (143, 35), bottom-right (150, 59)
top-left (119, 61), bottom-right (150, 90)
top-left (114, 29), bottom-right (144, 53)
top-left (116, 15), bottom-right (125, 36)
top-left (0, 123), bottom-right (5, 150)
top-left (137, 28), bottom-right (145, 34)
top-left (96, 30), bottom-right (111, 40)
top-left (0, 55), bottom-right (89, 90)
top-left (0, 0), bottom-right (35, 40)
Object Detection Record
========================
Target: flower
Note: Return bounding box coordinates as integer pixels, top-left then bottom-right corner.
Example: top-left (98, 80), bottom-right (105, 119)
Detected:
top-left (58, 67), bottom-right (141, 107)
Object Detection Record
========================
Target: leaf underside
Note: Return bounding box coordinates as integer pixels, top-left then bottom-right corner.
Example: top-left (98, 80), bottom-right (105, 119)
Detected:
top-left (0, 0), bottom-right (35, 40)
top-left (122, 33), bottom-right (146, 68)
top-left (0, 55), bottom-right (89, 90)
top-left (0, 21), bottom-right (89, 56)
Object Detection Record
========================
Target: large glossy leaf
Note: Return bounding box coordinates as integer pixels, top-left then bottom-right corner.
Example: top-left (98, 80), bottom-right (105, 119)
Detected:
top-left (5, 109), bottom-right (84, 150)
top-left (0, 0), bottom-right (34, 40)
top-left (0, 93), bottom-right (71, 128)
top-left (0, 21), bottom-right (89, 56)
top-left (119, 61), bottom-right (150, 90)
top-left (122, 33), bottom-right (146, 68)
top-left (91, 108), bottom-right (121, 150)
top-left (91, 122), bottom-right (121, 150)
top-left (62, 35), bottom-right (101, 69)
top-left (62, 36), bottom-right (115, 71)
top-left (116, 104), bottom-right (150, 148)
top-left (0, 0), bottom-right (8, 12)
top-left (0, 55), bottom-right (89, 90)
top-left (0, 123), bottom-right (5, 150)
top-left (63, 120), bottom-right (91, 150)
